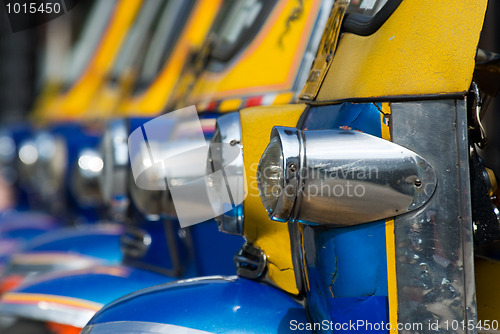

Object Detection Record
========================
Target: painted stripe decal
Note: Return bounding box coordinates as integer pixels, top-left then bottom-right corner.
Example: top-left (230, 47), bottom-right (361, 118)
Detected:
top-left (2, 292), bottom-right (103, 311)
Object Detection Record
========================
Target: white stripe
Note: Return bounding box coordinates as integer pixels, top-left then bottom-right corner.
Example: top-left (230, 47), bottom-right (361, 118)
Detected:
top-left (83, 321), bottom-right (214, 334)
top-left (262, 93), bottom-right (277, 106)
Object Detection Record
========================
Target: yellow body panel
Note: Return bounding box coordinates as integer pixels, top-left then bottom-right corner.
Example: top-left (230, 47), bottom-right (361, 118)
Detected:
top-left (316, 0), bottom-right (487, 101)
top-left (119, 0), bottom-right (222, 116)
top-left (475, 257), bottom-right (500, 323)
top-left (86, 70), bottom-right (136, 120)
top-left (42, 0), bottom-right (142, 121)
top-left (185, 0), bottom-right (323, 108)
top-left (240, 104), bottom-right (306, 295)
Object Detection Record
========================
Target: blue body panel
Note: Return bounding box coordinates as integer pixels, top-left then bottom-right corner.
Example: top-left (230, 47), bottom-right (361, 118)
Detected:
top-left (23, 225), bottom-right (123, 264)
top-left (302, 103), bottom-right (390, 329)
top-left (188, 220), bottom-right (243, 276)
top-left (88, 277), bottom-right (311, 333)
top-left (14, 265), bottom-right (170, 306)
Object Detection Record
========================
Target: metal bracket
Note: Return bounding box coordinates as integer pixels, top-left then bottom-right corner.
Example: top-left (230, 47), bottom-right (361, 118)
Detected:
top-left (234, 243), bottom-right (267, 279)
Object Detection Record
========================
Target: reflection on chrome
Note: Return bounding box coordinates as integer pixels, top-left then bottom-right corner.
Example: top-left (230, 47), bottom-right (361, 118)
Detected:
top-left (82, 321), bottom-right (213, 334)
top-left (78, 150), bottom-right (104, 174)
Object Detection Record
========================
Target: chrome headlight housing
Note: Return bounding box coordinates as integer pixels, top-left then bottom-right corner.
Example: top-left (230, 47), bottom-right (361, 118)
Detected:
top-left (17, 138), bottom-right (39, 190)
top-left (18, 132), bottom-right (67, 204)
top-left (99, 119), bottom-right (130, 217)
top-left (35, 132), bottom-right (67, 200)
top-left (207, 112), bottom-right (245, 235)
top-left (257, 127), bottom-right (437, 226)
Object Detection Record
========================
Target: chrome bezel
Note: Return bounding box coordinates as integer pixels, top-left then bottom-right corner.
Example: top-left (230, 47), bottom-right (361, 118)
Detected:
top-left (258, 127), bottom-right (301, 222)
top-left (209, 112), bottom-right (245, 235)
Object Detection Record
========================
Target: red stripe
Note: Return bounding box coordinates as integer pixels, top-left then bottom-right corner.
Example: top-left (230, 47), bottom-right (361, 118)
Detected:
top-left (206, 101), bottom-right (219, 112)
top-left (245, 96), bottom-right (264, 108)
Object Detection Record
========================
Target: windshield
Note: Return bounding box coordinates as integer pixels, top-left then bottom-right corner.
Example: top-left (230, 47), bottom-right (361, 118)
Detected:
top-left (109, 1), bottom-right (165, 81)
top-left (82, 321), bottom-right (213, 334)
top-left (343, 0), bottom-right (401, 36)
top-left (64, 0), bottom-right (118, 89)
top-left (346, 0), bottom-right (389, 16)
top-left (209, 0), bottom-right (276, 64)
top-left (133, 0), bottom-right (195, 93)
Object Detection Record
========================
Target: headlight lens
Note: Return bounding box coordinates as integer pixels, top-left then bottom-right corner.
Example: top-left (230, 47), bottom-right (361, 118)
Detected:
top-left (257, 136), bottom-right (283, 216)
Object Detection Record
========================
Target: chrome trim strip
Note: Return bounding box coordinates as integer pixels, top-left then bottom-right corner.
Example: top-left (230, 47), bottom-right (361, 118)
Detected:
top-left (82, 321), bottom-right (214, 334)
top-left (391, 99), bottom-right (476, 333)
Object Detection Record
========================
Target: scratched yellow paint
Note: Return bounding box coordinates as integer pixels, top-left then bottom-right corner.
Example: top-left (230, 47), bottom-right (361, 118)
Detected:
top-left (240, 104), bottom-right (306, 295)
top-left (317, 0), bottom-right (488, 101)
top-left (475, 257), bottom-right (500, 324)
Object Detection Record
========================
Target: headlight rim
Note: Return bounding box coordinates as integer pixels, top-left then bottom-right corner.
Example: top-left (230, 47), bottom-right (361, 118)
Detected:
top-left (208, 112), bottom-right (245, 236)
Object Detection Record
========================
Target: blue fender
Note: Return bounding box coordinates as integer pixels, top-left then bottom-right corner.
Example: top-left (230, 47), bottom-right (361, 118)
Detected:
top-left (85, 277), bottom-right (311, 333)
top-left (0, 266), bottom-right (171, 327)
top-left (23, 225), bottom-right (123, 262)
top-left (1, 225), bottom-right (124, 281)
top-left (0, 211), bottom-right (60, 240)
